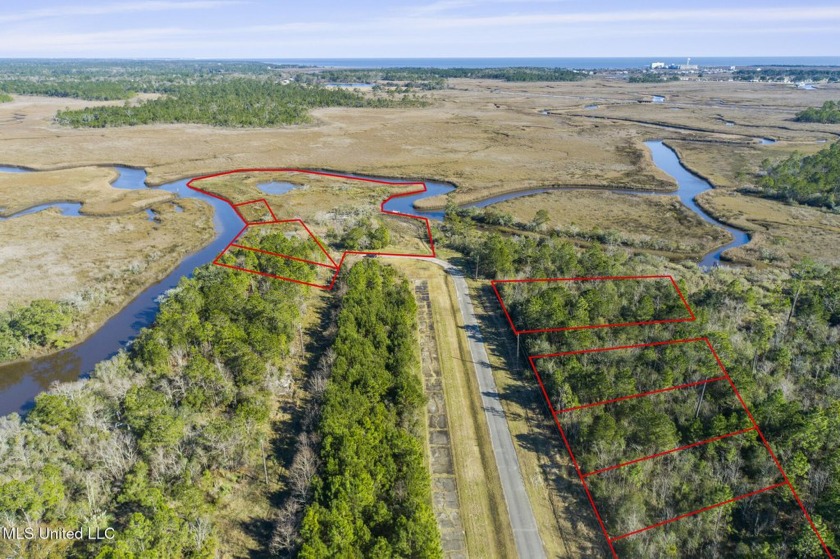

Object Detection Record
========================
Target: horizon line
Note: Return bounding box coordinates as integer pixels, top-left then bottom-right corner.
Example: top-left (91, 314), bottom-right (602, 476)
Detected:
top-left (1, 55), bottom-right (839, 60)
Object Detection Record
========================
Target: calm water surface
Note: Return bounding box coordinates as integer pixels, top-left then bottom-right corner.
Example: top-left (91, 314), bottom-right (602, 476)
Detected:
top-left (0, 150), bottom-right (751, 413)
top-left (0, 168), bottom-right (243, 415)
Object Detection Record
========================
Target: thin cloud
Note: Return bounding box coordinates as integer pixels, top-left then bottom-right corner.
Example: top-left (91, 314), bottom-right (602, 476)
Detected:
top-left (1, 3), bottom-right (837, 57)
top-left (231, 5), bottom-right (840, 38)
top-left (0, 27), bottom-right (190, 50)
top-left (229, 6), bottom-right (840, 37)
top-left (0, 1), bottom-right (243, 24)
top-left (390, 6), bottom-right (840, 29)
top-left (406, 0), bottom-right (569, 16)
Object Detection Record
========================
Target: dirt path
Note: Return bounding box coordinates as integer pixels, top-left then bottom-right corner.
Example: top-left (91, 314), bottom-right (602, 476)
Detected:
top-left (415, 280), bottom-right (468, 558)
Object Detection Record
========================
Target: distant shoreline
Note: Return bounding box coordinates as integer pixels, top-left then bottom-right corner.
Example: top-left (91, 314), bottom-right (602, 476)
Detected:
top-left (253, 56), bottom-right (840, 69)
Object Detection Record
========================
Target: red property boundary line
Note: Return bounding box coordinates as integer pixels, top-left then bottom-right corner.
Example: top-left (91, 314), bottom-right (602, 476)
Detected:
top-left (526, 337), bottom-right (835, 558)
top-left (229, 244), bottom-right (338, 270)
top-left (556, 375), bottom-right (726, 414)
top-left (233, 198), bottom-right (278, 223)
top-left (536, 337), bottom-right (723, 413)
top-left (610, 481), bottom-right (789, 542)
top-left (232, 218), bottom-right (339, 268)
top-left (491, 275), bottom-right (696, 335)
top-left (582, 426), bottom-right (758, 478)
top-left (187, 169), bottom-right (438, 289)
top-left (211, 218), bottom-right (341, 290)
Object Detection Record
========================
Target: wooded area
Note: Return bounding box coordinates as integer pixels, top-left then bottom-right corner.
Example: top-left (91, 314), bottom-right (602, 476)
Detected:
top-left (733, 69), bottom-right (840, 83)
top-left (0, 232), bottom-right (319, 557)
top-left (796, 100), bottom-right (840, 124)
top-left (628, 73), bottom-right (680, 83)
top-left (305, 67), bottom-right (585, 90)
top-left (0, 59), bottom-right (291, 100)
top-left (0, 236), bottom-right (441, 558)
top-left (292, 260), bottom-right (442, 558)
top-left (501, 277), bottom-right (691, 332)
top-left (758, 141), bottom-right (840, 209)
top-left (55, 80), bottom-right (423, 128)
top-left (0, 299), bottom-right (76, 362)
top-left (451, 221), bottom-right (840, 556)
top-left (0, 79), bottom-right (134, 100)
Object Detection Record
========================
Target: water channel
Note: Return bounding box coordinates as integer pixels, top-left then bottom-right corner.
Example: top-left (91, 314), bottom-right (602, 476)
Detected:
top-left (0, 143), bottom-right (752, 413)
top-left (0, 169), bottom-right (242, 415)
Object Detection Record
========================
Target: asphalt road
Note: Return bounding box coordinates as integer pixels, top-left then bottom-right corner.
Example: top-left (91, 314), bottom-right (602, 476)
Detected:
top-left (419, 257), bottom-right (546, 559)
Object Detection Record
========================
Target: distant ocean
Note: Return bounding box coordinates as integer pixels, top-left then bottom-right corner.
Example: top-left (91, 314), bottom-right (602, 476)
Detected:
top-left (260, 57), bottom-right (840, 69)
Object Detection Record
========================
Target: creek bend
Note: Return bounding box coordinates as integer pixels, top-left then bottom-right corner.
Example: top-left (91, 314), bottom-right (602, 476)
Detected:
top-left (0, 149), bottom-right (751, 414)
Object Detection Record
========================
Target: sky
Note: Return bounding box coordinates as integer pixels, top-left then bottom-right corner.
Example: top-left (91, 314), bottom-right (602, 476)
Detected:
top-left (0, 0), bottom-right (839, 59)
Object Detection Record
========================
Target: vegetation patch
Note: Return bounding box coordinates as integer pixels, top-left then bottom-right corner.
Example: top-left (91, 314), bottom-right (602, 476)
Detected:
top-left (295, 260), bottom-right (442, 558)
top-left (193, 170), bottom-right (435, 278)
top-left (302, 67), bottom-right (586, 90)
top-left (493, 276), bottom-right (693, 334)
top-left (55, 81), bottom-right (426, 128)
top-left (0, 300), bottom-right (75, 361)
top-left (591, 431), bottom-right (782, 541)
top-left (757, 141), bottom-right (840, 209)
top-left (235, 199), bottom-right (277, 224)
top-left (231, 221), bottom-right (336, 267)
top-left (734, 68), bottom-right (840, 83)
top-left (218, 234), bottom-right (338, 289)
top-left (628, 73), bottom-right (680, 83)
top-left (445, 190), bottom-right (731, 259)
top-left (795, 100), bottom-right (840, 124)
top-left (462, 225), bottom-right (840, 557)
top-left (535, 339), bottom-right (724, 413)
top-left (0, 198), bottom-right (213, 363)
top-left (0, 232), bottom-right (316, 557)
top-left (0, 59), bottom-right (298, 100)
top-left (0, 79), bottom-right (134, 100)
top-left (556, 376), bottom-right (752, 474)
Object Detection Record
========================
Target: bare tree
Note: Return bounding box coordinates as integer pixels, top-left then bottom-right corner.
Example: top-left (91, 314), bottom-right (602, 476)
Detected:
top-left (95, 430), bottom-right (137, 481)
top-left (288, 434), bottom-right (319, 503)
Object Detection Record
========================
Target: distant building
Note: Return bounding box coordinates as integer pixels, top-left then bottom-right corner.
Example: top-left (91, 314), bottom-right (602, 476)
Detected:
top-left (678, 57), bottom-right (699, 71)
top-left (650, 62), bottom-right (666, 69)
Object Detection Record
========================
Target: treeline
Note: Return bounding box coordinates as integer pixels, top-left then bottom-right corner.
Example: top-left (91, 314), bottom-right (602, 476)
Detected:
top-left (628, 73), bottom-right (680, 83)
top-left (0, 299), bottom-right (75, 362)
top-left (445, 203), bottom-right (711, 254)
top-left (734, 68), bottom-right (840, 83)
top-left (427, 67), bottom-right (585, 82)
top-left (0, 59), bottom-right (278, 79)
top-left (445, 214), bottom-right (625, 280)
top-left (273, 259), bottom-right (441, 557)
top-left (796, 100), bottom-right (840, 123)
top-left (0, 79), bottom-right (135, 100)
top-left (55, 80), bottom-right (423, 128)
top-left (0, 60), bottom-right (291, 100)
top-left (299, 70), bottom-right (446, 91)
top-left (0, 61), bottom-right (583, 104)
top-left (506, 277), bottom-right (690, 334)
top-left (454, 221), bottom-right (839, 556)
top-left (757, 141), bottom-right (840, 209)
top-left (307, 66), bottom-right (585, 86)
top-left (0, 232), bottom-right (319, 557)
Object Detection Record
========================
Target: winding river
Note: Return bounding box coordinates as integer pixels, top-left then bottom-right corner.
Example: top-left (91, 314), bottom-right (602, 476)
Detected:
top-left (0, 169), bottom-right (243, 415)
top-left (0, 143), bottom-right (751, 413)
top-left (394, 140), bottom-right (751, 268)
